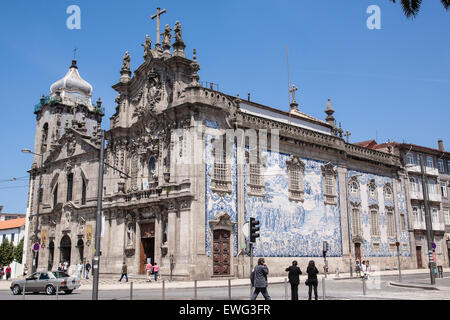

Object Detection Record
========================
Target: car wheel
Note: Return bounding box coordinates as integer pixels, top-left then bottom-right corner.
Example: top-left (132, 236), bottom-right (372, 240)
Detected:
top-left (45, 285), bottom-right (56, 295)
top-left (12, 285), bottom-right (21, 295)
top-left (64, 290), bottom-right (73, 294)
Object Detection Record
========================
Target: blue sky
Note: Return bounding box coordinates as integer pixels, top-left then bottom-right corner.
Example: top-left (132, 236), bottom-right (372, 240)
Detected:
top-left (0, 0), bottom-right (449, 213)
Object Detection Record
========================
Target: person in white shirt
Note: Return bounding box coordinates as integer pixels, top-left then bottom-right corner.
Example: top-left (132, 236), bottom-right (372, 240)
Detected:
top-left (77, 262), bottom-right (83, 279)
top-left (361, 261), bottom-right (367, 279)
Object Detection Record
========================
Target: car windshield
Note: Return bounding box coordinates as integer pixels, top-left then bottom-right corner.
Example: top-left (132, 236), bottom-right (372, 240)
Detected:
top-left (51, 271), bottom-right (70, 278)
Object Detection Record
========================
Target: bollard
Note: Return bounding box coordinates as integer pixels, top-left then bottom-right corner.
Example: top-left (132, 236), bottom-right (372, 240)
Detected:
top-left (228, 279), bottom-right (231, 300)
top-left (335, 268), bottom-right (340, 278)
top-left (194, 280), bottom-right (197, 300)
top-left (130, 281), bottom-right (133, 300)
top-left (322, 278), bottom-right (326, 300)
top-left (162, 280), bottom-right (165, 300)
top-left (362, 277), bottom-right (366, 296)
top-left (22, 283), bottom-right (26, 300)
top-left (56, 283), bottom-right (59, 300)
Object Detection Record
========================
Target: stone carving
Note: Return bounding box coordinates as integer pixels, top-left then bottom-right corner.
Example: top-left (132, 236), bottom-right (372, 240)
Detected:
top-left (162, 24), bottom-right (172, 52)
top-left (121, 51), bottom-right (130, 72)
top-left (132, 69), bottom-right (162, 117)
top-left (142, 35), bottom-right (152, 58)
top-left (63, 211), bottom-right (71, 230)
top-left (174, 21), bottom-right (183, 42)
top-left (77, 216), bottom-right (85, 235)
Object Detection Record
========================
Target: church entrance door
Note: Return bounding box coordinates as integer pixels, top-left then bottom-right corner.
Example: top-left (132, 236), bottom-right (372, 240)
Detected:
top-left (60, 235), bottom-right (71, 264)
top-left (140, 223), bottom-right (155, 274)
top-left (213, 229), bottom-right (230, 275)
top-left (354, 243), bottom-right (361, 262)
top-left (48, 241), bottom-right (55, 270)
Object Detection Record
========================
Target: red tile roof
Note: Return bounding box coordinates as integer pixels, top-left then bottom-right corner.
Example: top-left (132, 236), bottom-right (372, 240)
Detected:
top-left (0, 218), bottom-right (26, 230)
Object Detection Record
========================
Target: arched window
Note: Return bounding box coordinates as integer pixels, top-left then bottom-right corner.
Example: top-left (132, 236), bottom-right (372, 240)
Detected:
top-left (370, 209), bottom-right (380, 235)
top-left (286, 156), bottom-right (305, 202)
top-left (66, 173), bottom-right (73, 202)
top-left (81, 178), bottom-right (87, 205)
top-left (384, 184), bottom-right (393, 199)
top-left (53, 184), bottom-right (58, 208)
top-left (41, 123), bottom-right (49, 152)
top-left (148, 156), bottom-right (156, 175)
top-left (352, 208), bottom-right (362, 237)
top-left (368, 180), bottom-right (377, 199)
top-left (349, 181), bottom-right (359, 194)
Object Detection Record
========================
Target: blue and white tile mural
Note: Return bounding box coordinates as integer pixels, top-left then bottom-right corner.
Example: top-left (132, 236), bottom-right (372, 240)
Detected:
top-left (205, 135), bottom-right (239, 257)
top-left (397, 177), bottom-right (411, 256)
top-left (244, 151), bottom-right (342, 257)
top-left (347, 170), bottom-right (411, 257)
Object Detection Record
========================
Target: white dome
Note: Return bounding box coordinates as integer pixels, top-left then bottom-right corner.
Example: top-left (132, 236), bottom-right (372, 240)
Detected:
top-left (50, 60), bottom-right (93, 98)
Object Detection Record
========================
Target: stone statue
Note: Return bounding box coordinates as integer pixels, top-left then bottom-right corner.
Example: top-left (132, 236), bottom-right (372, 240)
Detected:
top-left (142, 35), bottom-right (152, 57)
top-left (174, 21), bottom-right (183, 43)
top-left (162, 24), bottom-right (172, 48)
top-left (121, 51), bottom-right (130, 71)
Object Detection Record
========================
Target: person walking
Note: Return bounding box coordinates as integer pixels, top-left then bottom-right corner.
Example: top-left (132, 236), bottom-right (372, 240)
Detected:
top-left (250, 258), bottom-right (271, 300)
top-left (355, 260), bottom-right (361, 277)
top-left (306, 260), bottom-right (319, 300)
top-left (285, 260), bottom-right (302, 300)
top-left (145, 261), bottom-right (153, 282)
top-left (5, 266), bottom-right (11, 281)
top-left (85, 261), bottom-right (91, 279)
top-left (118, 262), bottom-right (128, 282)
top-left (361, 260), bottom-right (367, 279)
top-left (76, 261), bottom-right (83, 279)
top-left (153, 262), bottom-right (159, 282)
top-left (0, 267), bottom-right (4, 280)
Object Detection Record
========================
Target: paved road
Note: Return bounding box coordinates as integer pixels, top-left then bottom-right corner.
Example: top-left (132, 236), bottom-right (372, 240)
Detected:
top-left (1, 273), bottom-right (449, 300)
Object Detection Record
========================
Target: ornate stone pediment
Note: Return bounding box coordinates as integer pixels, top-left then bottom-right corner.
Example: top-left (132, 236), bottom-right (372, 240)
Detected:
top-left (209, 212), bottom-right (236, 231)
top-left (132, 68), bottom-right (162, 118)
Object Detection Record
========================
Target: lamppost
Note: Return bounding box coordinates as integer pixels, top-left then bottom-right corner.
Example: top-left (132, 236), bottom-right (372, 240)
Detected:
top-left (22, 148), bottom-right (43, 274)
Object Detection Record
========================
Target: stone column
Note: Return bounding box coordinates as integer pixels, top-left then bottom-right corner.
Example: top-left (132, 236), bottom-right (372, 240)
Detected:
top-left (167, 200), bottom-right (178, 274)
top-left (337, 164), bottom-right (350, 257)
top-left (236, 135), bottom-right (246, 278)
top-left (134, 214), bottom-right (141, 275)
top-left (177, 200), bottom-right (191, 276)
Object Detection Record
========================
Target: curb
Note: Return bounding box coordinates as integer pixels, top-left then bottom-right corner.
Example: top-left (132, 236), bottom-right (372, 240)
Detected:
top-left (389, 282), bottom-right (440, 291)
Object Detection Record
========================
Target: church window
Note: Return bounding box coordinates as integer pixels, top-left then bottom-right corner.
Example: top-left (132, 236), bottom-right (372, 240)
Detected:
top-left (41, 123), bottom-right (48, 152)
top-left (81, 178), bottom-right (87, 205)
top-left (66, 173), bottom-right (73, 202)
top-left (211, 137), bottom-right (232, 194)
top-left (148, 156), bottom-right (156, 177)
top-left (246, 150), bottom-right (265, 197)
top-left (349, 180), bottom-right (359, 195)
top-left (53, 184), bottom-right (58, 208)
top-left (370, 209), bottom-right (380, 236)
top-left (368, 180), bottom-right (377, 199)
top-left (400, 213), bottom-right (407, 231)
top-left (352, 208), bottom-right (362, 237)
top-left (286, 156), bottom-right (305, 202)
top-left (321, 163), bottom-right (337, 205)
top-left (386, 209), bottom-right (395, 237)
top-left (384, 184), bottom-right (393, 199)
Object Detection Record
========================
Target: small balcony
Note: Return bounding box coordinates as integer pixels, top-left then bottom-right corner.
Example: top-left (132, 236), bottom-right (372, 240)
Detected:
top-left (412, 220), bottom-right (426, 230)
top-left (410, 191), bottom-right (423, 201)
top-left (432, 222), bottom-right (446, 232)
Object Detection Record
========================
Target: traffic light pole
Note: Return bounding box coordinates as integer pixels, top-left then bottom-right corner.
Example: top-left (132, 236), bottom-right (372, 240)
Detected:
top-left (249, 242), bottom-right (253, 298)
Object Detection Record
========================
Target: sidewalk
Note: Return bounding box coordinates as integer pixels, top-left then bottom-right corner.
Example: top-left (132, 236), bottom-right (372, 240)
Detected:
top-left (0, 267), bottom-right (447, 291)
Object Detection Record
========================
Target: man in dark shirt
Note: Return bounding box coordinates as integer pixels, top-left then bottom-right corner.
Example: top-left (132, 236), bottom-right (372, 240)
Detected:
top-left (251, 258), bottom-right (271, 300)
top-left (285, 260), bottom-right (302, 300)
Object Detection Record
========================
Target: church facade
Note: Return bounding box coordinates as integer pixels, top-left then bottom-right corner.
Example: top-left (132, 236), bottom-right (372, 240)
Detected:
top-left (25, 18), bottom-right (419, 279)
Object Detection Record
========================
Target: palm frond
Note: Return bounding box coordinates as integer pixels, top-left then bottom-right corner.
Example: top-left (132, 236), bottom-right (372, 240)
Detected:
top-left (441, 0), bottom-right (450, 10)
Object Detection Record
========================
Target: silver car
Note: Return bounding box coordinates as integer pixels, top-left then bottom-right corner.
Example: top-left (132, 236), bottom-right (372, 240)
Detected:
top-left (10, 271), bottom-right (81, 295)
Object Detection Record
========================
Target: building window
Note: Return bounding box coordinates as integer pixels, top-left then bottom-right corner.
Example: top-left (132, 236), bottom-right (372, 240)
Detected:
top-left (148, 156), bottom-right (156, 179)
top-left (384, 184), bottom-right (393, 199)
top-left (443, 209), bottom-right (450, 225)
top-left (387, 210), bottom-right (395, 237)
top-left (368, 180), bottom-right (377, 199)
top-left (321, 163), bottom-right (337, 205)
top-left (352, 208), bottom-right (362, 237)
top-left (66, 173), bottom-right (73, 202)
top-left (2, 234), bottom-right (5, 242)
top-left (11, 233), bottom-right (15, 243)
top-left (426, 156), bottom-right (434, 168)
top-left (432, 208), bottom-right (439, 224)
top-left (400, 213), bottom-right (407, 231)
top-left (349, 180), bottom-right (359, 195)
top-left (211, 138), bottom-right (232, 195)
top-left (81, 178), bottom-right (87, 205)
top-left (438, 159), bottom-right (445, 173)
top-left (441, 183), bottom-right (448, 198)
top-left (286, 156), bottom-right (305, 202)
top-left (407, 153), bottom-right (414, 165)
top-left (428, 179), bottom-right (436, 195)
top-left (448, 161), bottom-right (450, 174)
top-left (370, 209), bottom-right (380, 236)
top-left (246, 149), bottom-right (265, 197)
top-left (409, 177), bottom-right (417, 192)
top-left (53, 184), bottom-right (58, 208)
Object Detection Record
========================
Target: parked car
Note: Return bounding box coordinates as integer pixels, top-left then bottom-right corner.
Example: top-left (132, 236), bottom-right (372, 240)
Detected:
top-left (10, 271), bottom-right (81, 295)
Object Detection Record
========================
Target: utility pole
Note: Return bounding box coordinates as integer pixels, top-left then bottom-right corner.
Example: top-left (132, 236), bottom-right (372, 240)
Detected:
top-left (92, 130), bottom-right (105, 300)
top-left (419, 153), bottom-right (436, 285)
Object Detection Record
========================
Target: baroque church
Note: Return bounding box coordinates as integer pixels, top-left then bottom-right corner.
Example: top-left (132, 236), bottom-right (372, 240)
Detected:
top-left (25, 14), bottom-right (418, 279)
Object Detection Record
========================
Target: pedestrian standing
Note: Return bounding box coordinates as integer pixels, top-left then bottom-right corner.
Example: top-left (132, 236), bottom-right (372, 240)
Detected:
top-left (0, 267), bottom-right (4, 280)
top-left (145, 261), bottom-right (153, 282)
top-left (365, 260), bottom-right (371, 279)
top-left (57, 263), bottom-right (62, 272)
top-left (5, 266), bottom-right (11, 280)
top-left (63, 261), bottom-right (69, 272)
top-left (76, 261), bottom-right (83, 279)
top-left (153, 262), bottom-right (159, 282)
top-left (285, 260), bottom-right (302, 300)
top-left (250, 258), bottom-right (271, 300)
top-left (85, 261), bottom-right (91, 279)
top-left (361, 260), bottom-right (367, 279)
top-left (118, 262), bottom-right (128, 282)
top-left (306, 260), bottom-right (319, 300)
top-left (355, 260), bottom-right (361, 277)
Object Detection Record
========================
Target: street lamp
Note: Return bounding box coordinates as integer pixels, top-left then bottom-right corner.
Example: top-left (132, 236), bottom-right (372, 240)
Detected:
top-left (22, 148), bottom-right (44, 274)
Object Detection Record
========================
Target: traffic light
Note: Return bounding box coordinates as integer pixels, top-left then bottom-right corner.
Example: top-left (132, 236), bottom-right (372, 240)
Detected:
top-left (323, 241), bottom-right (329, 257)
top-left (249, 217), bottom-right (260, 243)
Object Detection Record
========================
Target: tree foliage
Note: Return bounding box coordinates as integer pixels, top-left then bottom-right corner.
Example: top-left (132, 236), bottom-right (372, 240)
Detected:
top-left (390, 0), bottom-right (450, 18)
top-left (0, 239), bottom-right (15, 266)
top-left (14, 238), bottom-right (24, 264)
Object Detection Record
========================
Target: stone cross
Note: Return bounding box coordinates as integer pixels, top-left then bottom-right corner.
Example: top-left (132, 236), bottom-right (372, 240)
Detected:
top-left (151, 7), bottom-right (167, 45)
top-left (345, 130), bottom-right (351, 143)
top-left (289, 85), bottom-right (298, 103)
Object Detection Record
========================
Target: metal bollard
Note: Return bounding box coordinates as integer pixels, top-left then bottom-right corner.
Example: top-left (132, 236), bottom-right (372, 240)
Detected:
top-left (228, 279), bottom-right (231, 300)
top-left (22, 283), bottom-right (26, 300)
top-left (362, 277), bottom-right (366, 296)
top-left (162, 280), bottom-right (165, 300)
top-left (335, 268), bottom-right (340, 278)
top-left (130, 281), bottom-right (133, 300)
top-left (56, 283), bottom-right (59, 300)
top-left (322, 278), bottom-right (326, 300)
top-left (194, 280), bottom-right (197, 300)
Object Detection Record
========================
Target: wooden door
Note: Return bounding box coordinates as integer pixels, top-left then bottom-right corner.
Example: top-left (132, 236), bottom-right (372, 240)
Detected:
top-left (213, 229), bottom-right (231, 275)
top-left (354, 243), bottom-right (361, 262)
top-left (140, 223), bottom-right (155, 274)
top-left (416, 246), bottom-right (423, 268)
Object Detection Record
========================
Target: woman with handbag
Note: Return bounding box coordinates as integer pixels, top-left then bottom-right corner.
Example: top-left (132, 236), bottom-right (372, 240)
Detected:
top-left (305, 260), bottom-right (319, 300)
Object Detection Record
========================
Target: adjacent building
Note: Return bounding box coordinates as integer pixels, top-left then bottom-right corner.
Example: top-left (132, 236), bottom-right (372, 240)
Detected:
top-left (0, 217), bottom-right (26, 279)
